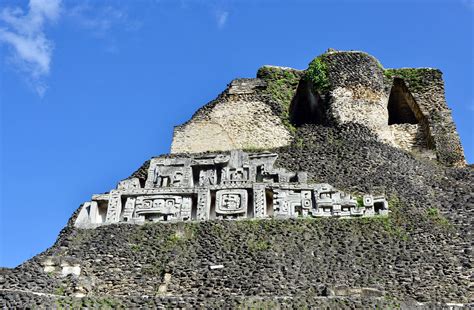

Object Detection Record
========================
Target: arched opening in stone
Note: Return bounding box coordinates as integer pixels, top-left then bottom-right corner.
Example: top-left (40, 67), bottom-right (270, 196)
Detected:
top-left (289, 79), bottom-right (326, 126)
top-left (387, 78), bottom-right (435, 156)
top-left (387, 78), bottom-right (418, 125)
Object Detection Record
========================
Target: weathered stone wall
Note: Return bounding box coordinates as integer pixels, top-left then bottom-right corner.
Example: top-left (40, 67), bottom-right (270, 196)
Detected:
top-left (171, 79), bottom-right (292, 153)
top-left (170, 51), bottom-right (465, 166)
top-left (389, 124), bottom-right (435, 158)
top-left (1, 123), bottom-right (472, 308)
top-left (1, 217), bottom-right (470, 308)
top-left (1, 50), bottom-right (470, 308)
top-left (384, 68), bottom-right (465, 166)
top-left (322, 51), bottom-right (393, 143)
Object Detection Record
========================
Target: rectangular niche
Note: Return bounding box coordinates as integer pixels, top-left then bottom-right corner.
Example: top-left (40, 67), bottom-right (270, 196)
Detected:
top-left (96, 200), bottom-right (109, 223)
top-left (215, 189), bottom-right (248, 219)
top-left (374, 201), bottom-right (385, 214)
top-left (265, 189), bottom-right (274, 217)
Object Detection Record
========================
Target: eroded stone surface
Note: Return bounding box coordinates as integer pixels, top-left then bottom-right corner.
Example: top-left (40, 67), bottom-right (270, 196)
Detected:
top-left (1, 49), bottom-right (471, 309)
top-left (171, 50), bottom-right (465, 166)
top-left (171, 79), bottom-right (292, 153)
top-left (75, 150), bottom-right (388, 228)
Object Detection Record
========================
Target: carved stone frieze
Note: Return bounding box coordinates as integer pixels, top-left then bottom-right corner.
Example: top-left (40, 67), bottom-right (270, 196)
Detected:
top-left (75, 150), bottom-right (389, 228)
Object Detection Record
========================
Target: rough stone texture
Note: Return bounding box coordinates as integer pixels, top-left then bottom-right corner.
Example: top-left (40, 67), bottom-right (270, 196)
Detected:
top-left (75, 150), bottom-right (388, 228)
top-left (1, 123), bottom-right (472, 308)
top-left (389, 123), bottom-right (434, 158)
top-left (171, 50), bottom-right (465, 166)
top-left (1, 50), bottom-right (471, 308)
top-left (384, 68), bottom-right (465, 166)
top-left (171, 79), bottom-right (292, 153)
top-left (323, 51), bottom-right (393, 143)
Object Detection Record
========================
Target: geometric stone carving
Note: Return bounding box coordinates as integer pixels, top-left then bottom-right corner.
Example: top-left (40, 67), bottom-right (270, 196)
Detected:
top-left (253, 184), bottom-right (266, 218)
top-left (74, 150), bottom-right (389, 228)
top-left (122, 197), bottom-right (136, 222)
top-left (196, 189), bottom-right (211, 221)
top-left (105, 191), bottom-right (121, 223)
top-left (117, 178), bottom-right (140, 190)
top-left (199, 169), bottom-right (217, 186)
top-left (273, 189), bottom-right (312, 218)
top-left (215, 189), bottom-right (247, 219)
top-left (134, 195), bottom-right (192, 222)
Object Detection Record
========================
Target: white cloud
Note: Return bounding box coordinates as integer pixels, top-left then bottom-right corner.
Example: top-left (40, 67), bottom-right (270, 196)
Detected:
top-left (461, 0), bottom-right (474, 10)
top-left (68, 3), bottom-right (141, 53)
top-left (69, 3), bottom-right (142, 36)
top-left (216, 10), bottom-right (229, 29)
top-left (0, 0), bottom-right (61, 96)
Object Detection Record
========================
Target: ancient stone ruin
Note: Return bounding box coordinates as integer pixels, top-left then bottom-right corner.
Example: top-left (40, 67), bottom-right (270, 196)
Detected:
top-left (75, 150), bottom-right (388, 227)
top-left (172, 50), bottom-right (465, 167)
top-left (2, 49), bottom-right (471, 309)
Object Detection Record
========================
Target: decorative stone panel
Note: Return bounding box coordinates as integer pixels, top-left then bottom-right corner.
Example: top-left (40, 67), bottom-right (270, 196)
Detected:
top-left (75, 150), bottom-right (389, 228)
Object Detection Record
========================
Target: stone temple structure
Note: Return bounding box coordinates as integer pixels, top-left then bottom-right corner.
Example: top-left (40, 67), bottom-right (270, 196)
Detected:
top-left (1, 49), bottom-right (472, 309)
top-left (75, 150), bottom-right (388, 227)
top-left (172, 49), bottom-right (465, 167)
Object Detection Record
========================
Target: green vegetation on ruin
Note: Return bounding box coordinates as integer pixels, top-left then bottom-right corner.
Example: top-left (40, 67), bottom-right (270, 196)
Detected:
top-left (383, 68), bottom-right (430, 92)
top-left (305, 53), bottom-right (331, 94)
top-left (55, 296), bottom-right (121, 309)
top-left (356, 196), bottom-right (409, 241)
top-left (257, 66), bottom-right (302, 134)
top-left (242, 145), bottom-right (271, 153)
top-left (426, 207), bottom-right (452, 229)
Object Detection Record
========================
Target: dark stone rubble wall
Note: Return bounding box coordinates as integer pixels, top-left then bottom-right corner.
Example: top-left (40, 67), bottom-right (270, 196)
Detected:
top-left (0, 216), bottom-right (472, 308)
top-left (383, 68), bottom-right (466, 166)
top-left (1, 124), bottom-right (472, 308)
top-left (2, 290), bottom-right (470, 309)
top-left (324, 51), bottom-right (385, 93)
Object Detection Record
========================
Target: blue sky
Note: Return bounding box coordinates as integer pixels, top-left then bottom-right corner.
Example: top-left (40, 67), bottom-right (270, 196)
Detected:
top-left (0, 0), bottom-right (472, 267)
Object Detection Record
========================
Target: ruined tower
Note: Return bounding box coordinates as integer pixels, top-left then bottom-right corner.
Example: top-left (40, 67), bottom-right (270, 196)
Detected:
top-left (172, 50), bottom-right (465, 167)
top-left (1, 50), bottom-right (471, 309)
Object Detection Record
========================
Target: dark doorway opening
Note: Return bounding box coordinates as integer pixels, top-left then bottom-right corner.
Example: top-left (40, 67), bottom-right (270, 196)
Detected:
top-left (191, 195), bottom-right (198, 220)
top-left (387, 78), bottom-right (419, 125)
top-left (374, 202), bottom-right (385, 214)
top-left (289, 79), bottom-right (326, 126)
top-left (265, 190), bottom-right (274, 217)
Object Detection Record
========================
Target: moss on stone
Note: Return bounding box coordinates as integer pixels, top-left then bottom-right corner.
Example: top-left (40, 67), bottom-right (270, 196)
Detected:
top-left (257, 66), bottom-right (302, 134)
top-left (247, 239), bottom-right (271, 252)
top-left (305, 54), bottom-right (330, 93)
top-left (426, 207), bottom-right (452, 229)
top-left (383, 68), bottom-right (429, 92)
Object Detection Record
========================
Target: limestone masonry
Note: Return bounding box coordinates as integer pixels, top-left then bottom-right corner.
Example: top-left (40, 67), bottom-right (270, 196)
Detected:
top-left (75, 150), bottom-right (388, 227)
top-left (172, 50), bottom-right (465, 167)
top-left (1, 49), bottom-right (472, 309)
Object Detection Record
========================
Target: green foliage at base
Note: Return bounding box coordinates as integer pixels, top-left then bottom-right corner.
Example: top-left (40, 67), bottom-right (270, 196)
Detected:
top-left (55, 296), bottom-right (122, 309)
top-left (357, 196), bottom-right (409, 241)
top-left (426, 207), bottom-right (452, 229)
top-left (305, 54), bottom-right (330, 94)
top-left (247, 239), bottom-right (271, 252)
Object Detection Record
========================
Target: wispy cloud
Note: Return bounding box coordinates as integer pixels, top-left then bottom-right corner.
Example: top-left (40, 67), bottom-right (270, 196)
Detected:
top-left (69, 4), bottom-right (139, 37)
top-left (179, 0), bottom-right (231, 29)
top-left (461, 0), bottom-right (474, 10)
top-left (0, 0), bottom-right (61, 96)
top-left (68, 3), bottom-right (141, 53)
top-left (216, 10), bottom-right (229, 29)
